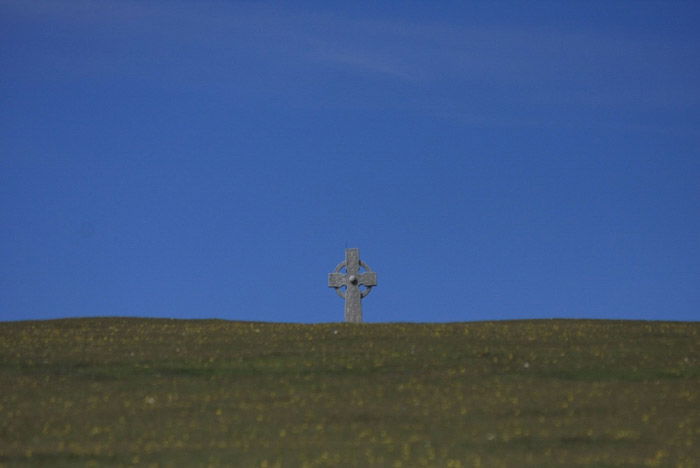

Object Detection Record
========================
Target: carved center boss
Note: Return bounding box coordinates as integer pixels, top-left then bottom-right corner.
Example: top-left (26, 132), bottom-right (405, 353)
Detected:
top-left (328, 248), bottom-right (377, 323)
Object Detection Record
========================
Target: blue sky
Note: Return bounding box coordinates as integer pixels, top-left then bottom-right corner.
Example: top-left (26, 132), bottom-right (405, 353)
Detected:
top-left (1, 1), bottom-right (699, 323)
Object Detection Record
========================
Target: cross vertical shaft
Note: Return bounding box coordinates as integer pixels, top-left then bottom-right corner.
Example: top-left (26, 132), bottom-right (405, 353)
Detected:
top-left (344, 248), bottom-right (362, 323)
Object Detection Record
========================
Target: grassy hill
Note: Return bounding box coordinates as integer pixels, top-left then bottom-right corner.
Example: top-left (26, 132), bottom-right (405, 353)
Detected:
top-left (0, 318), bottom-right (698, 466)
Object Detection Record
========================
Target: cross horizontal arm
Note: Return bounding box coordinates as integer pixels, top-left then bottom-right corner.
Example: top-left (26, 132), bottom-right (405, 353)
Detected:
top-left (358, 272), bottom-right (377, 287)
top-left (328, 273), bottom-right (346, 288)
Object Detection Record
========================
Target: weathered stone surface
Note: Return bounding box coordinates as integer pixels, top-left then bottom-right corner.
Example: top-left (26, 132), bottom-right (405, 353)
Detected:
top-left (328, 248), bottom-right (376, 323)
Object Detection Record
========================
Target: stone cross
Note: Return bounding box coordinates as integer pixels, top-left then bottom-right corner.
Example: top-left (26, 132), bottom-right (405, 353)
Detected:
top-left (328, 248), bottom-right (377, 323)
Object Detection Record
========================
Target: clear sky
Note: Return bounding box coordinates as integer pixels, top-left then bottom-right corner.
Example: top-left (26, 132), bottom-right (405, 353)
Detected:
top-left (2, 1), bottom-right (699, 323)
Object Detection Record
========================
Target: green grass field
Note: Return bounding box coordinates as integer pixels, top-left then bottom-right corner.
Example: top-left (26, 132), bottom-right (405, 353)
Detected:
top-left (0, 318), bottom-right (698, 467)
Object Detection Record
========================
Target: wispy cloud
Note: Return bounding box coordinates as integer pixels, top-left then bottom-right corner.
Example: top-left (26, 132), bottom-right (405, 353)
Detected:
top-left (3, 0), bottom-right (698, 128)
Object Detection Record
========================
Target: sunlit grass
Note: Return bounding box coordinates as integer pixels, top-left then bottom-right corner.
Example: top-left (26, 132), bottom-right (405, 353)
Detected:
top-left (1, 318), bottom-right (698, 466)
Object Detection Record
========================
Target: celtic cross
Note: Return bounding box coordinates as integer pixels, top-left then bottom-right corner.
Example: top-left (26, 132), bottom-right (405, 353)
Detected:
top-left (328, 248), bottom-right (377, 323)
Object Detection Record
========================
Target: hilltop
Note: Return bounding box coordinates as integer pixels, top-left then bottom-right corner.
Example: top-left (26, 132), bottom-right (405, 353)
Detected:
top-left (1, 318), bottom-right (698, 466)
